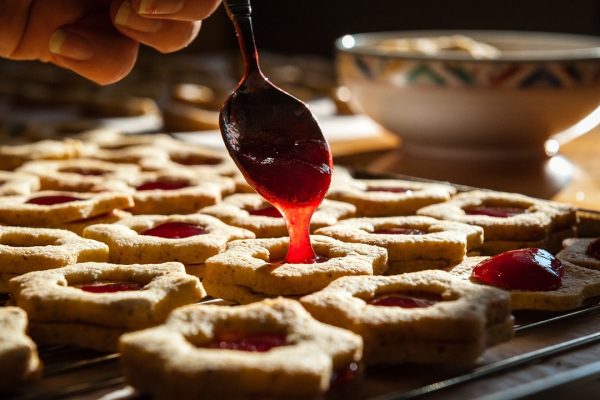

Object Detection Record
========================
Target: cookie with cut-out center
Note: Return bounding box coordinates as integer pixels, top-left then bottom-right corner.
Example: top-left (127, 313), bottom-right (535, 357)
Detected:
top-left (418, 190), bottom-right (577, 255)
top-left (0, 171), bottom-right (40, 195)
top-left (0, 307), bottom-right (42, 391)
top-left (0, 139), bottom-right (88, 170)
top-left (17, 159), bottom-right (140, 192)
top-left (203, 235), bottom-right (388, 299)
top-left (9, 262), bottom-right (205, 351)
top-left (448, 255), bottom-right (600, 311)
top-left (557, 237), bottom-right (600, 271)
top-left (300, 271), bottom-right (513, 365)
top-left (0, 191), bottom-right (134, 226)
top-left (327, 178), bottom-right (456, 217)
top-left (57, 209), bottom-right (132, 236)
top-left (119, 298), bottom-right (363, 399)
top-left (201, 194), bottom-right (356, 238)
top-left (84, 214), bottom-right (254, 265)
top-left (316, 215), bottom-right (483, 274)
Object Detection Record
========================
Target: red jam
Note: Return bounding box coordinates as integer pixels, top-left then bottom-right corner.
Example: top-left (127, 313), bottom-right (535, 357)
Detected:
top-left (465, 206), bottom-right (525, 218)
top-left (366, 187), bottom-right (410, 194)
top-left (173, 156), bottom-right (222, 166)
top-left (60, 168), bottom-right (105, 176)
top-left (74, 281), bottom-right (145, 293)
top-left (330, 362), bottom-right (359, 388)
top-left (372, 227), bottom-right (426, 235)
top-left (204, 331), bottom-right (287, 352)
top-left (269, 255), bottom-right (329, 265)
top-left (471, 248), bottom-right (564, 291)
top-left (248, 205), bottom-right (283, 218)
top-left (26, 195), bottom-right (82, 205)
top-left (135, 180), bottom-right (190, 191)
top-left (139, 222), bottom-right (207, 239)
top-left (586, 239), bottom-right (600, 260)
top-left (369, 291), bottom-right (441, 308)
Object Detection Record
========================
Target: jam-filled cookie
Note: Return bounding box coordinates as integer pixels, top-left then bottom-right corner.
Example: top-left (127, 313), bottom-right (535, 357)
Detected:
top-left (9, 262), bottom-right (205, 351)
top-left (17, 159), bottom-right (139, 192)
top-left (200, 193), bottom-right (356, 238)
top-left (327, 178), bottom-right (456, 217)
top-left (300, 270), bottom-right (513, 365)
top-left (203, 235), bottom-right (388, 302)
top-left (557, 237), bottom-right (600, 271)
top-left (0, 226), bottom-right (108, 291)
top-left (0, 307), bottom-right (42, 391)
top-left (0, 138), bottom-right (88, 170)
top-left (0, 171), bottom-right (40, 196)
top-left (418, 190), bottom-right (577, 255)
top-left (449, 249), bottom-right (600, 311)
top-left (0, 191), bottom-right (134, 227)
top-left (119, 298), bottom-right (363, 399)
top-left (315, 216), bottom-right (483, 274)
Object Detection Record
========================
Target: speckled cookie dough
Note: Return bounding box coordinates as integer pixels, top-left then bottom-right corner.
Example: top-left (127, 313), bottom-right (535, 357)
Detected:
top-left (0, 191), bottom-right (134, 227)
top-left (84, 214), bottom-right (254, 264)
top-left (119, 298), bottom-right (363, 399)
top-left (300, 271), bottom-right (513, 365)
top-left (0, 138), bottom-right (89, 170)
top-left (204, 235), bottom-right (388, 298)
top-left (9, 262), bottom-right (205, 351)
top-left (315, 215), bottom-right (483, 274)
top-left (557, 237), bottom-right (600, 271)
top-left (57, 209), bottom-right (132, 236)
top-left (327, 178), bottom-right (456, 217)
top-left (0, 171), bottom-right (40, 195)
top-left (201, 193), bottom-right (356, 238)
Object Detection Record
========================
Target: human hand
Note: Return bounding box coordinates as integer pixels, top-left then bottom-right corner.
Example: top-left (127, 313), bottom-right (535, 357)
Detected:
top-left (0, 0), bottom-right (221, 85)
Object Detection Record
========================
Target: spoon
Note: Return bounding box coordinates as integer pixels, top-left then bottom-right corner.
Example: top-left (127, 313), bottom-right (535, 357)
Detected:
top-left (220, 0), bottom-right (333, 263)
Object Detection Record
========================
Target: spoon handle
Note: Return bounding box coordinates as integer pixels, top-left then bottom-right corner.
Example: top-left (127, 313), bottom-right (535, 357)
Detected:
top-left (224, 0), bottom-right (260, 75)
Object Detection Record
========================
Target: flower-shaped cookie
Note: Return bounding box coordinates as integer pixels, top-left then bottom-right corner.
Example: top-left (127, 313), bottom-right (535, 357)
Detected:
top-left (17, 159), bottom-right (140, 192)
top-left (201, 193), bottom-right (356, 238)
top-left (300, 271), bottom-right (513, 365)
top-left (327, 178), bottom-right (456, 217)
top-left (83, 214), bottom-right (254, 265)
top-left (0, 171), bottom-right (40, 195)
top-left (0, 307), bottom-right (42, 391)
top-left (119, 298), bottom-right (363, 399)
top-left (9, 262), bottom-right (205, 351)
top-left (203, 235), bottom-right (388, 302)
top-left (316, 216), bottom-right (483, 274)
top-left (0, 191), bottom-right (134, 227)
top-left (418, 190), bottom-right (577, 255)
top-left (449, 256), bottom-right (600, 311)
top-left (557, 237), bottom-right (600, 271)
top-left (0, 138), bottom-right (87, 170)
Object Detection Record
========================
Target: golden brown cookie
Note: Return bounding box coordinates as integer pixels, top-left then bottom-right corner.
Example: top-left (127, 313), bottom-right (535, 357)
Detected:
top-left (557, 237), bottom-right (600, 271)
top-left (119, 298), bottom-right (363, 399)
top-left (315, 215), bottom-right (483, 274)
top-left (0, 171), bottom-right (40, 196)
top-left (0, 139), bottom-right (88, 170)
top-left (56, 209), bottom-right (132, 235)
top-left (300, 271), bottom-right (513, 365)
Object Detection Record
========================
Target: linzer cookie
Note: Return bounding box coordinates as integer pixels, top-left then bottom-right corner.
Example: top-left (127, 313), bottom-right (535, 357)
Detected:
top-left (0, 139), bottom-right (88, 170)
top-left (113, 170), bottom-right (233, 214)
top-left (201, 193), bottom-right (356, 238)
top-left (119, 298), bottom-right (363, 399)
top-left (449, 250), bottom-right (600, 311)
top-left (315, 216), bottom-right (483, 274)
top-left (9, 262), bottom-right (205, 351)
top-left (0, 307), bottom-right (42, 391)
top-left (0, 191), bottom-right (134, 227)
top-left (17, 159), bottom-right (139, 192)
top-left (203, 235), bottom-right (387, 303)
top-left (327, 178), bottom-right (456, 217)
top-left (418, 190), bottom-right (577, 255)
top-left (557, 237), bottom-right (600, 271)
top-left (0, 171), bottom-right (40, 195)
top-left (300, 271), bottom-right (513, 365)
top-left (83, 214), bottom-right (254, 268)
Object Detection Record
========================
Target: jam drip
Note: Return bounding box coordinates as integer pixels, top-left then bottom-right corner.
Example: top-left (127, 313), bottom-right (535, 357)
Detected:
top-left (369, 291), bottom-right (441, 308)
top-left (465, 205), bottom-right (525, 218)
top-left (471, 248), bottom-right (564, 291)
top-left (366, 187), bottom-right (410, 194)
top-left (204, 331), bottom-right (287, 352)
top-left (139, 222), bottom-right (206, 239)
top-left (586, 239), bottom-right (600, 260)
top-left (372, 227), bottom-right (426, 235)
top-left (248, 205), bottom-right (283, 218)
top-left (26, 195), bottom-right (82, 205)
top-left (136, 180), bottom-right (190, 191)
top-left (74, 281), bottom-right (145, 293)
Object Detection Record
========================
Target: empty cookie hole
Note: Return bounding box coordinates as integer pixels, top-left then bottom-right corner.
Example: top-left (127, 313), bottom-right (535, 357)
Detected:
top-left (371, 225), bottom-right (427, 235)
top-left (365, 186), bottom-right (413, 194)
top-left (0, 233), bottom-right (59, 247)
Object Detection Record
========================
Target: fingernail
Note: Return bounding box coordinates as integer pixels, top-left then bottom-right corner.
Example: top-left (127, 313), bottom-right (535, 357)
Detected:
top-left (49, 30), bottom-right (94, 61)
top-left (116, 1), bottom-right (163, 32)
top-left (137, 0), bottom-right (184, 15)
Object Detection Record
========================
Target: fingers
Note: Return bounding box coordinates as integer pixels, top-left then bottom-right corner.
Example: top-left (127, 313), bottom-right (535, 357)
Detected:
top-left (111, 0), bottom-right (201, 53)
top-left (129, 0), bottom-right (221, 21)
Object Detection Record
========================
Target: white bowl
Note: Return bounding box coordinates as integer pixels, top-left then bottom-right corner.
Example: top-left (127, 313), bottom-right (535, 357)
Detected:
top-left (336, 30), bottom-right (600, 159)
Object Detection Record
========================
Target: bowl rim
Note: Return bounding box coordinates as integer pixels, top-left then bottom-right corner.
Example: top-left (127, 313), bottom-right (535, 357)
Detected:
top-left (335, 30), bottom-right (600, 62)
